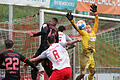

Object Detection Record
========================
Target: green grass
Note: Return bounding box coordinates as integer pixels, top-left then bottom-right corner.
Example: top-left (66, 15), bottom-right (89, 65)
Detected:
top-left (0, 4), bottom-right (40, 22)
top-left (0, 4), bottom-right (71, 22)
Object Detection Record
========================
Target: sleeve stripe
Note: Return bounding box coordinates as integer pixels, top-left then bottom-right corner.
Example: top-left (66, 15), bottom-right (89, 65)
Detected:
top-left (24, 58), bottom-right (27, 62)
top-left (48, 29), bottom-right (52, 36)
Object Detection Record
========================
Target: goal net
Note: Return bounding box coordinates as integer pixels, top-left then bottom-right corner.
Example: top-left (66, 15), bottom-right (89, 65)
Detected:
top-left (39, 9), bottom-right (120, 80)
top-left (0, 9), bottom-right (120, 80)
top-left (0, 15), bottom-right (41, 80)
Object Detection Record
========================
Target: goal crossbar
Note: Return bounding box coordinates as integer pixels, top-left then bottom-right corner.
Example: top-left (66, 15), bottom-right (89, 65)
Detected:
top-left (40, 9), bottom-right (120, 22)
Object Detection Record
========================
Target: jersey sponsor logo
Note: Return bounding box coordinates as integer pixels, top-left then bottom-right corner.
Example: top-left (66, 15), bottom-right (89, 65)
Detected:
top-left (10, 71), bottom-right (17, 74)
top-left (5, 53), bottom-right (19, 56)
top-left (89, 37), bottom-right (96, 41)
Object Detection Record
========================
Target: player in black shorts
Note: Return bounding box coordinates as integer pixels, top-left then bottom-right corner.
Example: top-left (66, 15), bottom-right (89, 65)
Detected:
top-left (28, 18), bottom-right (59, 80)
top-left (0, 39), bottom-right (43, 80)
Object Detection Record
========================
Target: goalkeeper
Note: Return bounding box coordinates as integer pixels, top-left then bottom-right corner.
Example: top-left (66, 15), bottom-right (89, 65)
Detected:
top-left (66, 4), bottom-right (99, 80)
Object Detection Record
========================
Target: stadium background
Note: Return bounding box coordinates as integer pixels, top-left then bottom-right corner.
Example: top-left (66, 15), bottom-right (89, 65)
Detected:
top-left (0, 0), bottom-right (120, 80)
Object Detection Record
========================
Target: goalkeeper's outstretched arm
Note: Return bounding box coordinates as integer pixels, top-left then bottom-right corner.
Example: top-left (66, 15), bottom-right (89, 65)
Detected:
top-left (90, 4), bottom-right (99, 34)
top-left (66, 12), bottom-right (85, 36)
top-left (92, 16), bottom-right (99, 34)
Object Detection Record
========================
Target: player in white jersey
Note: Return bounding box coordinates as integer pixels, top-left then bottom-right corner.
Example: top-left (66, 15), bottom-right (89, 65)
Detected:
top-left (29, 35), bottom-right (82, 80)
top-left (58, 26), bottom-right (75, 50)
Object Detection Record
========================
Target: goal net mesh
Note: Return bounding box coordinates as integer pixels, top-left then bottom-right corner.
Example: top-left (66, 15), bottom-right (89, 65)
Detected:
top-left (0, 15), bottom-right (40, 80)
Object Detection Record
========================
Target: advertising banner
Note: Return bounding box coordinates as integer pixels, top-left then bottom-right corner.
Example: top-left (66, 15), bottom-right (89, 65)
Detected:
top-left (76, 0), bottom-right (120, 15)
top-left (50, 0), bottom-right (77, 11)
top-left (0, 0), bottom-right (77, 10)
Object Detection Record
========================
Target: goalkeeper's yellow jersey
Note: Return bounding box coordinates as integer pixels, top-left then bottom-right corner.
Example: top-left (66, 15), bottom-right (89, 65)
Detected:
top-left (71, 16), bottom-right (99, 53)
top-left (81, 30), bottom-right (96, 53)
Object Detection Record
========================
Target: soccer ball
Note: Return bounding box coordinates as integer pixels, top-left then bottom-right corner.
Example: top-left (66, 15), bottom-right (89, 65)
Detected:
top-left (76, 20), bottom-right (86, 30)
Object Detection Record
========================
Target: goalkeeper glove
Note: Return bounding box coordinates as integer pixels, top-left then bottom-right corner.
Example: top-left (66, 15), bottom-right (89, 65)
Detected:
top-left (90, 4), bottom-right (97, 16)
top-left (66, 12), bottom-right (73, 21)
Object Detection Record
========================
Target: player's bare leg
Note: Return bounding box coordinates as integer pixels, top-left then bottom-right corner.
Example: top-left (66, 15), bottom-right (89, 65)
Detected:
top-left (76, 70), bottom-right (86, 80)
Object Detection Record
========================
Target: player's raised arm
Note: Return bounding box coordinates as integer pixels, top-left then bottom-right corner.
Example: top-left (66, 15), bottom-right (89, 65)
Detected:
top-left (90, 4), bottom-right (99, 34)
top-left (27, 23), bottom-right (48, 37)
top-left (66, 12), bottom-right (85, 36)
top-left (66, 38), bottom-right (82, 46)
top-left (60, 38), bottom-right (82, 48)
top-left (27, 31), bottom-right (44, 37)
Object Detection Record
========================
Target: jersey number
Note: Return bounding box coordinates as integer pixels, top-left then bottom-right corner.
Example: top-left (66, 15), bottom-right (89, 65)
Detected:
top-left (5, 58), bottom-right (19, 70)
top-left (53, 50), bottom-right (60, 60)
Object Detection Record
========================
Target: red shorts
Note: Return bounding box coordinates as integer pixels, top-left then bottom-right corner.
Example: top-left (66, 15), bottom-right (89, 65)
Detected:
top-left (49, 67), bottom-right (72, 80)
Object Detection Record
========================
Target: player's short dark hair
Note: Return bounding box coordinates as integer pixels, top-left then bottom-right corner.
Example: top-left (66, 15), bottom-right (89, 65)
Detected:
top-left (47, 35), bottom-right (55, 44)
top-left (58, 26), bottom-right (66, 32)
top-left (5, 39), bottom-right (14, 49)
top-left (52, 18), bottom-right (58, 23)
